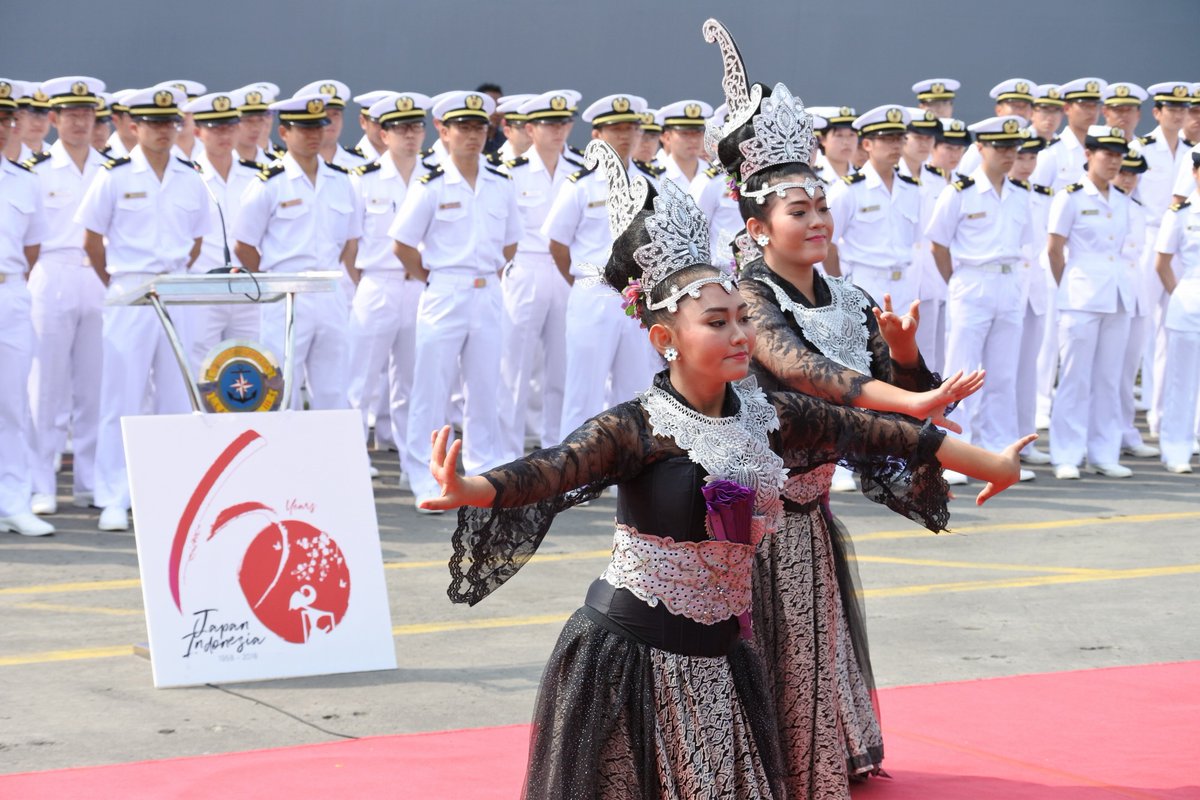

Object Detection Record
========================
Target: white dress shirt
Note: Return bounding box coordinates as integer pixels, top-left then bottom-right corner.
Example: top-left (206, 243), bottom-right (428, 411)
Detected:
top-left (0, 159), bottom-right (46, 274)
top-left (1047, 176), bottom-right (1134, 313)
top-left (33, 140), bottom-right (107, 262)
top-left (826, 160), bottom-right (921, 267)
top-left (351, 155), bottom-right (430, 270)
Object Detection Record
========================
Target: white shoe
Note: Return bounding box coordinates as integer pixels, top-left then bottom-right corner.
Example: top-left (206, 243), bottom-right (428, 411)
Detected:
top-left (368, 465), bottom-right (380, 478)
top-left (0, 512), bottom-right (55, 537)
top-left (1121, 443), bottom-right (1160, 458)
top-left (98, 506), bottom-right (130, 531)
top-left (829, 473), bottom-right (857, 493)
top-left (1165, 462), bottom-right (1194, 474)
top-left (414, 496), bottom-right (444, 515)
top-left (1054, 464), bottom-right (1081, 480)
top-left (1035, 414), bottom-right (1051, 431)
top-left (1020, 449), bottom-right (1052, 465)
top-left (53, 451), bottom-right (62, 473)
top-left (1090, 462), bottom-right (1133, 478)
top-left (943, 469), bottom-right (969, 485)
top-left (1019, 468), bottom-right (1036, 482)
top-left (30, 493), bottom-right (57, 515)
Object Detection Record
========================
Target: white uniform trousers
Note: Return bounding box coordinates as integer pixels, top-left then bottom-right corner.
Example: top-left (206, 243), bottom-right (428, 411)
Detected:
top-left (1035, 274), bottom-right (1060, 424)
top-left (402, 271), bottom-right (505, 500)
top-left (0, 279), bottom-right (35, 517)
top-left (260, 282), bottom-right (349, 411)
top-left (94, 274), bottom-right (191, 510)
top-left (560, 281), bottom-right (657, 438)
top-left (187, 301), bottom-right (261, 376)
top-left (942, 266), bottom-right (1023, 450)
top-left (1145, 234), bottom-right (1183, 436)
top-left (1160, 330), bottom-right (1200, 465)
top-left (843, 262), bottom-right (919, 324)
top-left (346, 270), bottom-right (421, 449)
top-left (1119, 314), bottom-right (1151, 449)
top-left (914, 298), bottom-right (946, 375)
top-left (498, 252), bottom-right (568, 461)
top-left (1049, 307), bottom-right (1132, 467)
top-left (27, 256), bottom-right (104, 498)
top-left (1015, 302), bottom-right (1045, 453)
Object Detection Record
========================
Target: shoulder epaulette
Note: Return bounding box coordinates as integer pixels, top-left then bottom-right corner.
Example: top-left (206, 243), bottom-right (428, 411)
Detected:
top-left (842, 171), bottom-right (866, 185)
top-left (344, 144), bottom-right (365, 158)
top-left (484, 151), bottom-right (504, 166)
top-left (503, 156), bottom-right (529, 170)
top-left (563, 154), bottom-right (585, 169)
top-left (633, 159), bottom-right (665, 178)
top-left (269, 143), bottom-right (287, 158)
top-left (99, 145), bottom-right (112, 156)
top-left (485, 165), bottom-right (510, 179)
top-left (1008, 177), bottom-right (1031, 191)
top-left (897, 171), bottom-right (920, 187)
top-left (1032, 183), bottom-right (1053, 196)
top-left (924, 164), bottom-right (947, 178)
top-left (418, 166), bottom-right (445, 184)
top-left (323, 161), bottom-right (351, 174)
top-left (704, 165), bottom-right (722, 179)
top-left (567, 166), bottom-right (595, 183)
top-left (952, 175), bottom-right (975, 192)
top-left (238, 157), bottom-right (267, 172)
top-left (1065, 182), bottom-right (1083, 193)
top-left (419, 147), bottom-right (435, 159)
top-left (175, 157), bottom-right (196, 170)
top-left (1169, 200), bottom-right (1191, 212)
top-left (256, 164), bottom-right (285, 181)
top-left (22, 150), bottom-right (51, 169)
top-left (567, 144), bottom-right (586, 159)
top-left (1113, 185), bottom-right (1127, 195)
top-left (1047, 136), bottom-right (1062, 147)
top-left (103, 156), bottom-right (132, 170)
top-left (1131, 196), bottom-right (1143, 206)
top-left (1184, 138), bottom-right (1196, 148)
top-left (9, 158), bottom-right (34, 172)
top-left (355, 161), bottom-right (382, 177)
top-left (1137, 134), bottom-right (1157, 147)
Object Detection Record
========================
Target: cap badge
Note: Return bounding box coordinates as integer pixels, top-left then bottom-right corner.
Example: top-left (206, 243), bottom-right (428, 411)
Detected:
top-left (465, 94), bottom-right (484, 110)
top-left (951, 120), bottom-right (964, 131)
top-left (213, 95), bottom-right (231, 112)
top-left (1003, 119), bottom-right (1020, 134)
top-left (1174, 85), bottom-right (1189, 98)
top-left (306, 98), bottom-right (326, 115)
top-left (684, 103), bottom-right (703, 119)
top-left (885, 107), bottom-right (903, 124)
top-left (840, 106), bottom-right (852, 117)
top-left (396, 95), bottom-right (414, 112)
top-left (1115, 85), bottom-right (1130, 98)
top-left (931, 82), bottom-right (945, 94)
top-left (154, 90), bottom-right (174, 108)
top-left (612, 96), bottom-right (630, 113)
top-left (71, 81), bottom-right (89, 96)
top-left (33, 90), bottom-right (49, 102)
top-left (1085, 80), bottom-right (1100, 93)
top-left (1015, 81), bottom-right (1030, 94)
top-left (640, 112), bottom-right (654, 124)
top-left (0, 82), bottom-right (11, 99)
top-left (1047, 87), bottom-right (1061, 100)
top-left (319, 83), bottom-right (338, 97)
top-left (1110, 127), bottom-right (1124, 138)
top-left (924, 110), bottom-right (936, 121)
top-left (246, 91), bottom-right (263, 105)
top-left (550, 95), bottom-right (568, 111)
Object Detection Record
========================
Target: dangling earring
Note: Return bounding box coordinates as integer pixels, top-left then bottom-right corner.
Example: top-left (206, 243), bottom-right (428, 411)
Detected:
top-left (755, 234), bottom-right (770, 247)
top-left (663, 346), bottom-right (679, 362)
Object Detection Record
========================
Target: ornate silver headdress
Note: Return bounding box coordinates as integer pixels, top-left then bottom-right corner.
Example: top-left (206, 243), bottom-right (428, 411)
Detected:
top-left (702, 19), bottom-right (820, 197)
top-left (584, 140), bottom-right (735, 315)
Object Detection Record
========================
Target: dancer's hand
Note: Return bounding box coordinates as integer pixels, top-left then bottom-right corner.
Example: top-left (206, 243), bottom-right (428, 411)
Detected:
top-left (976, 434), bottom-right (1039, 506)
top-left (420, 426), bottom-right (496, 511)
top-left (873, 295), bottom-right (921, 365)
top-left (911, 369), bottom-right (986, 432)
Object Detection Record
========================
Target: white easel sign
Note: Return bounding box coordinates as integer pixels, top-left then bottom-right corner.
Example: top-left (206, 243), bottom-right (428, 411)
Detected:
top-left (124, 410), bottom-right (396, 688)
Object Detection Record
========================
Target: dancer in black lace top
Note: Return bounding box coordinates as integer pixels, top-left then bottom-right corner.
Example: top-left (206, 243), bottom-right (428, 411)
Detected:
top-left (422, 141), bottom-right (1032, 800)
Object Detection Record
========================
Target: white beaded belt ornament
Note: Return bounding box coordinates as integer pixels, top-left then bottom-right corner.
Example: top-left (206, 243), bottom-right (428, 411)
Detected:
top-left (583, 140), bottom-right (737, 319)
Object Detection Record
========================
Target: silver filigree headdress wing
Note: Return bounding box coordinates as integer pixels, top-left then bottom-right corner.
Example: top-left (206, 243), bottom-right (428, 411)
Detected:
top-left (583, 139), bottom-right (648, 241)
top-left (636, 180), bottom-right (734, 312)
top-left (702, 19), bottom-right (763, 144)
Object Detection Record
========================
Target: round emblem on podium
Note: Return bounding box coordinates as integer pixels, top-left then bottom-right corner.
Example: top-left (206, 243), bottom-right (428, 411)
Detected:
top-left (198, 340), bottom-right (283, 413)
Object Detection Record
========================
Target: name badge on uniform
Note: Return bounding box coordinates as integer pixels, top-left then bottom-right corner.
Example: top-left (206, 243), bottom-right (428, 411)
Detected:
top-left (438, 201), bottom-right (461, 211)
top-left (123, 191), bottom-right (147, 200)
top-left (368, 197), bottom-right (389, 205)
top-left (966, 211), bottom-right (987, 220)
top-left (1081, 209), bottom-right (1099, 216)
top-left (1187, 225), bottom-right (1200, 231)
top-left (280, 198), bottom-right (303, 209)
top-left (587, 199), bottom-right (607, 208)
top-left (860, 204), bottom-right (880, 213)
top-left (520, 190), bottom-right (543, 198)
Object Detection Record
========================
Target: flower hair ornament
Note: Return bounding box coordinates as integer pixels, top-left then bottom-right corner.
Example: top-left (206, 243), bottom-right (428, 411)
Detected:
top-left (583, 140), bottom-right (736, 316)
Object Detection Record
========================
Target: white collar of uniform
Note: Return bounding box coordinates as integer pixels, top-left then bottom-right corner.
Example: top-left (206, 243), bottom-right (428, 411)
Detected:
top-left (861, 159), bottom-right (886, 188)
top-left (1061, 127), bottom-right (1084, 151)
top-left (280, 151), bottom-right (335, 181)
top-left (1080, 175), bottom-right (1115, 204)
top-left (523, 146), bottom-right (549, 175)
top-left (49, 138), bottom-right (106, 169)
top-left (968, 166), bottom-right (1004, 196)
top-left (378, 154), bottom-right (424, 182)
top-left (129, 145), bottom-right (193, 174)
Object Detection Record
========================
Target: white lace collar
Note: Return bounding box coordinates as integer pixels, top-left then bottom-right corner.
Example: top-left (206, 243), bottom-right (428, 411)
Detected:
top-left (757, 273), bottom-right (874, 375)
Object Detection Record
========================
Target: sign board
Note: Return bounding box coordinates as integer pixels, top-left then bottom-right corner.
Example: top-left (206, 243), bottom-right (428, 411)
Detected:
top-left (124, 410), bottom-right (396, 688)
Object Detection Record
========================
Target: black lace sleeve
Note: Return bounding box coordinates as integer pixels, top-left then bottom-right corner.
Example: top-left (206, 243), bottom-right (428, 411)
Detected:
top-left (448, 401), bottom-right (656, 606)
top-left (858, 287), bottom-right (943, 392)
top-left (768, 392), bottom-right (950, 532)
top-left (743, 276), bottom-right (874, 404)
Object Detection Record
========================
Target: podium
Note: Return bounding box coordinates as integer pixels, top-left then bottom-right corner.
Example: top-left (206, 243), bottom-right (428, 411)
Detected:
top-left (106, 271), bottom-right (341, 412)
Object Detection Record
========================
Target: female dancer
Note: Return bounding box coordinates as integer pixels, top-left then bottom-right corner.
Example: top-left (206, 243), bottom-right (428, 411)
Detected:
top-left (702, 18), bottom-right (988, 797)
top-left (422, 140), bottom-right (1031, 799)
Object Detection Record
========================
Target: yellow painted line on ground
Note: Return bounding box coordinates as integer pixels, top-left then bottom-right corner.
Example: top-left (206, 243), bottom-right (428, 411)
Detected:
top-left (0, 578), bottom-right (141, 597)
top-left (864, 563), bottom-right (1200, 599)
top-left (854, 555), bottom-right (1108, 575)
top-left (393, 613), bottom-right (570, 637)
top-left (0, 645), bottom-right (131, 668)
top-left (12, 601), bottom-right (142, 617)
top-left (854, 510), bottom-right (1200, 542)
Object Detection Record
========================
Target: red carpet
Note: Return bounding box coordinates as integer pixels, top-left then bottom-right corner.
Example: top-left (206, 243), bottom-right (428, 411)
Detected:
top-left (3, 662), bottom-right (1196, 799)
